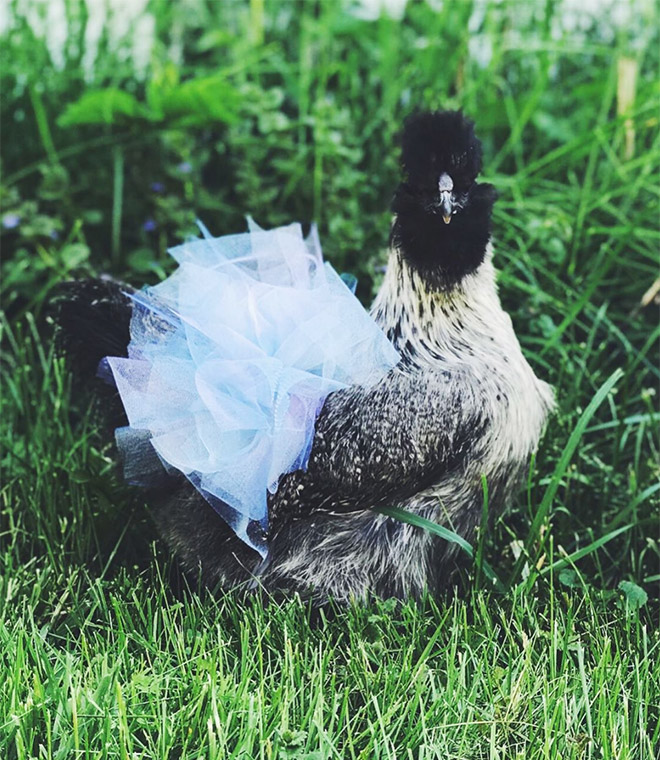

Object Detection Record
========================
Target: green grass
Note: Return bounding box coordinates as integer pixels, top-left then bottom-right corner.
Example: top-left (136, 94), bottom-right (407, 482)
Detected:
top-left (1, 563), bottom-right (658, 759)
top-left (1, 0), bottom-right (659, 757)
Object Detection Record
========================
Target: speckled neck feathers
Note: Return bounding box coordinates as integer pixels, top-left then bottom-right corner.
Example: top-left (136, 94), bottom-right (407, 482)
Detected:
top-left (372, 244), bottom-right (502, 365)
top-left (371, 244), bottom-right (555, 465)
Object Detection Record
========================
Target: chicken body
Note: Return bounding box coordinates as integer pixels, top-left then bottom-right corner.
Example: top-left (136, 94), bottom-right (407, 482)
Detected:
top-left (155, 243), bottom-right (553, 601)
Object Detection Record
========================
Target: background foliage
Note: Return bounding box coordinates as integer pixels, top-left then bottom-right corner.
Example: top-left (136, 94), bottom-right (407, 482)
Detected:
top-left (1, 0), bottom-right (658, 757)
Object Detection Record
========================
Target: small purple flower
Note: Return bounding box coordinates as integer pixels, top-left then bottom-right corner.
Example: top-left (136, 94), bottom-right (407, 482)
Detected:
top-left (176, 161), bottom-right (193, 174)
top-left (142, 218), bottom-right (157, 232)
top-left (2, 213), bottom-right (21, 229)
top-left (150, 181), bottom-right (165, 193)
top-left (50, 229), bottom-right (60, 240)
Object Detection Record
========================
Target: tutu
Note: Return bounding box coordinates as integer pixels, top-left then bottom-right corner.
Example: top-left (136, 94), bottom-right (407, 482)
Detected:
top-left (103, 219), bottom-right (399, 556)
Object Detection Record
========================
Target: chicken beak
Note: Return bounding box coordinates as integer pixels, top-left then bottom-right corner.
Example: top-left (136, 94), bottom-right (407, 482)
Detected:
top-left (440, 192), bottom-right (453, 224)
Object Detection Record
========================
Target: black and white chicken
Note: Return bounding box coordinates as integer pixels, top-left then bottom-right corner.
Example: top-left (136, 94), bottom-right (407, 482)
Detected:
top-left (55, 110), bottom-right (554, 603)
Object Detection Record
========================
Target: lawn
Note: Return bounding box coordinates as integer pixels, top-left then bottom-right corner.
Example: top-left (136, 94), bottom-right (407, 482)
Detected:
top-left (1, 0), bottom-right (658, 758)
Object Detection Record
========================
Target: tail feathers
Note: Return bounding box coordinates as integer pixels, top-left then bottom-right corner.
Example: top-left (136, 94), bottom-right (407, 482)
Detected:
top-left (52, 278), bottom-right (133, 378)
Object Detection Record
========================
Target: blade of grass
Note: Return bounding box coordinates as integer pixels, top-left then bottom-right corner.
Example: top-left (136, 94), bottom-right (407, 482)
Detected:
top-left (538, 524), bottom-right (633, 578)
top-left (111, 145), bottom-right (125, 265)
top-left (28, 82), bottom-right (60, 166)
top-left (605, 482), bottom-right (660, 532)
top-left (376, 505), bottom-right (504, 591)
top-left (474, 474), bottom-right (490, 591)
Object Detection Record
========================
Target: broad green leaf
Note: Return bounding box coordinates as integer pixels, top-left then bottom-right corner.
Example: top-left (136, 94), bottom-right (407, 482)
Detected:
top-left (161, 75), bottom-right (241, 126)
top-left (618, 580), bottom-right (648, 611)
top-left (558, 568), bottom-right (581, 588)
top-left (57, 88), bottom-right (151, 127)
top-left (128, 247), bottom-right (158, 274)
top-left (60, 243), bottom-right (90, 269)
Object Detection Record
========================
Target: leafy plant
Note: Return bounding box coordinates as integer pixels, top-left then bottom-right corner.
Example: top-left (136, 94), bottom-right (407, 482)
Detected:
top-left (57, 69), bottom-right (241, 129)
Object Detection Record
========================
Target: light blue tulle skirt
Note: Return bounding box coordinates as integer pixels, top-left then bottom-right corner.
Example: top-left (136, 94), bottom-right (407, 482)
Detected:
top-left (104, 219), bottom-right (399, 556)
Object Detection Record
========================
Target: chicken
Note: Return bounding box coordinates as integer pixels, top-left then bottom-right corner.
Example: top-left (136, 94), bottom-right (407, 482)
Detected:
top-left (54, 110), bottom-right (554, 603)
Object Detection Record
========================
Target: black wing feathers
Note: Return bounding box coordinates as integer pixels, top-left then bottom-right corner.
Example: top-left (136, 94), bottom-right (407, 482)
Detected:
top-left (53, 278), bottom-right (133, 377)
top-left (270, 369), bottom-right (482, 522)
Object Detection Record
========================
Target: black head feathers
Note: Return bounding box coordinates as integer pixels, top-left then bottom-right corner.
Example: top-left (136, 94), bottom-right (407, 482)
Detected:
top-left (391, 109), bottom-right (496, 289)
top-left (400, 110), bottom-right (483, 191)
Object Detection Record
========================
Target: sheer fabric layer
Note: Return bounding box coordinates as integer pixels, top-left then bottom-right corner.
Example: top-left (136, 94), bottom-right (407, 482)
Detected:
top-left (105, 220), bottom-right (399, 556)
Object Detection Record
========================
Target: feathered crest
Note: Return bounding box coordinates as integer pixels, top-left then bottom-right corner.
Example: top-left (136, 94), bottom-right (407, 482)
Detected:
top-left (400, 110), bottom-right (483, 189)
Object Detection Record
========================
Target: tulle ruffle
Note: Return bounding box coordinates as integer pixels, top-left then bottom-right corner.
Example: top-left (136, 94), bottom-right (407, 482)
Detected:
top-left (104, 219), bottom-right (399, 556)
